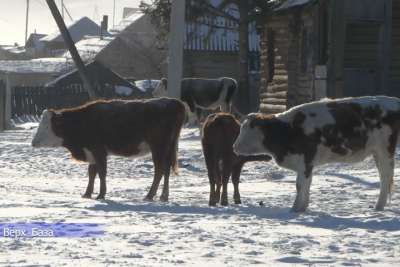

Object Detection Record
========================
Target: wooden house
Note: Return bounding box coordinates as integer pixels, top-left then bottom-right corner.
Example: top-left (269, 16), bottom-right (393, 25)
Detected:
top-left (62, 9), bottom-right (166, 80)
top-left (259, 0), bottom-right (399, 114)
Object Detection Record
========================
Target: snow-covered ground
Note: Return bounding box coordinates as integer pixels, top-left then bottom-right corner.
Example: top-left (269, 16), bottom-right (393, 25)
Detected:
top-left (0, 124), bottom-right (400, 266)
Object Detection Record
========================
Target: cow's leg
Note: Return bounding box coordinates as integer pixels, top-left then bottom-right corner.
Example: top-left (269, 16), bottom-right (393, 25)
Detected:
top-left (373, 151), bottom-right (394, 211)
top-left (95, 156), bottom-right (107, 200)
top-left (215, 163), bottom-right (222, 204)
top-left (145, 152), bottom-right (164, 201)
top-left (82, 164), bottom-right (97, 198)
top-left (195, 108), bottom-right (202, 124)
top-left (292, 170), bottom-right (313, 212)
top-left (204, 146), bottom-right (218, 206)
top-left (160, 165), bottom-right (170, 202)
top-left (231, 163), bottom-right (244, 204)
top-left (160, 147), bottom-right (173, 202)
top-left (220, 159), bottom-right (232, 206)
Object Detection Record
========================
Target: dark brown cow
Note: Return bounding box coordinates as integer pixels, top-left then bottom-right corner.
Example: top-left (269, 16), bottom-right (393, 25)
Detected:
top-left (202, 113), bottom-right (271, 206)
top-left (234, 96), bottom-right (400, 212)
top-left (32, 98), bottom-right (186, 201)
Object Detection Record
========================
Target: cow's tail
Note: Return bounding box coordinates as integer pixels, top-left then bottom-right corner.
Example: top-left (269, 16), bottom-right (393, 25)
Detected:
top-left (389, 176), bottom-right (394, 203)
top-left (171, 136), bottom-right (179, 175)
top-left (171, 101), bottom-right (186, 175)
top-left (224, 78), bottom-right (238, 108)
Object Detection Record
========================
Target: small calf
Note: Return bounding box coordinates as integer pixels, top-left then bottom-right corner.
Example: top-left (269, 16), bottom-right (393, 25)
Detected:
top-left (202, 113), bottom-right (271, 206)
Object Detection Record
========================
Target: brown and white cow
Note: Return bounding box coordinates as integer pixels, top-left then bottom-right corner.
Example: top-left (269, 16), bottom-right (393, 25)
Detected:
top-left (32, 98), bottom-right (186, 201)
top-left (233, 96), bottom-right (400, 212)
top-left (202, 113), bottom-right (271, 206)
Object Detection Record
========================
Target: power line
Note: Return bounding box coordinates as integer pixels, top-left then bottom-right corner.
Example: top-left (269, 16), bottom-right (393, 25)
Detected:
top-left (33, 0), bottom-right (46, 8)
top-left (63, 2), bottom-right (73, 21)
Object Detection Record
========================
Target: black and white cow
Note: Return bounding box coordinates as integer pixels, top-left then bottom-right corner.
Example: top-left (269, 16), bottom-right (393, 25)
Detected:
top-left (233, 96), bottom-right (400, 212)
top-left (153, 77), bottom-right (238, 122)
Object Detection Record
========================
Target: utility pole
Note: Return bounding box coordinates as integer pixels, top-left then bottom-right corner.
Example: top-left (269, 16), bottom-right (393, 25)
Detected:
top-left (46, 0), bottom-right (97, 99)
top-left (25, 0), bottom-right (30, 45)
top-left (61, 0), bottom-right (64, 19)
top-left (167, 0), bottom-right (185, 99)
top-left (113, 0), bottom-right (116, 28)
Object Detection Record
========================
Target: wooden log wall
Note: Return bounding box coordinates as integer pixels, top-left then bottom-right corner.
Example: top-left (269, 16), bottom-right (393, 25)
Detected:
top-left (391, 0), bottom-right (400, 81)
top-left (259, 16), bottom-right (289, 114)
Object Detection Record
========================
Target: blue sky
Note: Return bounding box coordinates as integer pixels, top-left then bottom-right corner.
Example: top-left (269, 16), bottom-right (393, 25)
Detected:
top-left (0, 0), bottom-right (142, 45)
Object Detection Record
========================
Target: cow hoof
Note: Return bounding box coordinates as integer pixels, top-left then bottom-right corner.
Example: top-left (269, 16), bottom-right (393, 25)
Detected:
top-left (220, 200), bottom-right (228, 206)
top-left (82, 194), bottom-right (92, 199)
top-left (209, 201), bottom-right (217, 206)
top-left (234, 200), bottom-right (242, 205)
top-left (160, 195), bottom-right (169, 202)
top-left (144, 195), bottom-right (154, 201)
top-left (291, 206), bottom-right (306, 213)
top-left (375, 205), bottom-right (385, 211)
top-left (96, 195), bottom-right (105, 200)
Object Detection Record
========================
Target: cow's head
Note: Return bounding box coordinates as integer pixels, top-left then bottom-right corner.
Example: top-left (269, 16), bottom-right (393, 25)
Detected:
top-left (32, 109), bottom-right (64, 148)
top-left (152, 78), bottom-right (168, 98)
top-left (233, 113), bottom-right (270, 156)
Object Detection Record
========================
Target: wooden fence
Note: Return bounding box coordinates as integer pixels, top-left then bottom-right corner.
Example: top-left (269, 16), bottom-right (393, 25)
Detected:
top-left (11, 84), bottom-right (119, 118)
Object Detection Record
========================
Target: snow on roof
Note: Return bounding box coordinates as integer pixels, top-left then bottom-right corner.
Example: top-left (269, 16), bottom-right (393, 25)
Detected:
top-left (0, 45), bottom-right (26, 54)
top-left (134, 79), bottom-right (160, 93)
top-left (110, 10), bottom-right (145, 33)
top-left (61, 36), bottom-right (114, 61)
top-left (275, 0), bottom-right (315, 11)
top-left (0, 58), bottom-right (73, 74)
top-left (40, 17), bottom-right (106, 43)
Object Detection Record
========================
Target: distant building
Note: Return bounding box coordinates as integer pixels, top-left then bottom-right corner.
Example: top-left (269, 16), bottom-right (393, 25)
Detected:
top-left (183, 0), bottom-right (260, 79)
top-left (108, 8), bottom-right (167, 79)
top-left (40, 16), bottom-right (108, 57)
top-left (62, 9), bottom-right (167, 80)
top-left (0, 45), bottom-right (27, 60)
top-left (25, 33), bottom-right (47, 58)
top-left (0, 58), bottom-right (73, 87)
top-left (173, 0), bottom-right (261, 110)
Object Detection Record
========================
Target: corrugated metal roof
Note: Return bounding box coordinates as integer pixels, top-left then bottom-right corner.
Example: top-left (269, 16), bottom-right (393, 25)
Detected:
top-left (275, 0), bottom-right (315, 11)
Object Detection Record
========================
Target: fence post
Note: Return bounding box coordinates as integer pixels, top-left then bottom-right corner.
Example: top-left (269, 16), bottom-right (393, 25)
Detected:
top-left (5, 74), bottom-right (13, 129)
top-left (0, 81), bottom-right (5, 131)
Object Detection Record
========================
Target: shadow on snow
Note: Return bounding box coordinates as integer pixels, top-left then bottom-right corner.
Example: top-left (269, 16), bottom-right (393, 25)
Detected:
top-left (87, 199), bottom-right (400, 232)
